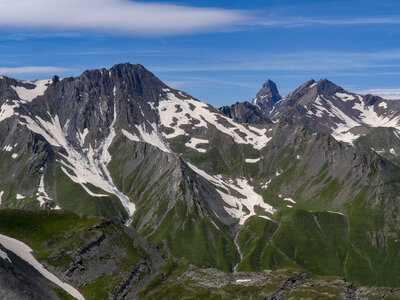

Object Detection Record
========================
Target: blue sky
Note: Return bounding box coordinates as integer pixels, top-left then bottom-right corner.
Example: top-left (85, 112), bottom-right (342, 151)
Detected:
top-left (0, 0), bottom-right (400, 106)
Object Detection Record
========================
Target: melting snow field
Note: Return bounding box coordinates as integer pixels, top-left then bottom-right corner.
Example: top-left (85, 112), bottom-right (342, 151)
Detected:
top-left (11, 79), bottom-right (51, 102)
top-left (158, 90), bottom-right (271, 150)
top-left (187, 163), bottom-right (275, 225)
top-left (307, 93), bottom-right (400, 144)
top-left (122, 124), bottom-right (171, 153)
top-left (0, 100), bottom-right (19, 123)
top-left (0, 233), bottom-right (85, 300)
top-left (19, 110), bottom-right (135, 218)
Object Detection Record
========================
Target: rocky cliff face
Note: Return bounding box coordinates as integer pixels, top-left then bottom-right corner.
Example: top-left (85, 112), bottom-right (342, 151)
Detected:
top-left (219, 101), bottom-right (272, 125)
top-left (0, 243), bottom-right (67, 300)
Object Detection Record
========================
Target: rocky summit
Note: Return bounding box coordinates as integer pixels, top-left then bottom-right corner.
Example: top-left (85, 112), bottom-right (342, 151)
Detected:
top-left (0, 63), bottom-right (400, 299)
top-left (253, 79), bottom-right (282, 106)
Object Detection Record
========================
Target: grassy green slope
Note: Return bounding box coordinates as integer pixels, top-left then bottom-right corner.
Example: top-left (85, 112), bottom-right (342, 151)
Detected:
top-left (54, 166), bottom-right (128, 220)
top-left (108, 136), bottom-right (240, 272)
top-left (237, 203), bottom-right (400, 287)
top-left (0, 209), bottom-right (101, 265)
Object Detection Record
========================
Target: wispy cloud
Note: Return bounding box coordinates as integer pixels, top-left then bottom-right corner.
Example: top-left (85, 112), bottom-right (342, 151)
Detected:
top-left (151, 50), bottom-right (400, 73)
top-left (0, 66), bottom-right (70, 75)
top-left (254, 17), bottom-right (400, 28)
top-left (357, 88), bottom-right (400, 100)
top-left (0, 0), bottom-right (251, 36)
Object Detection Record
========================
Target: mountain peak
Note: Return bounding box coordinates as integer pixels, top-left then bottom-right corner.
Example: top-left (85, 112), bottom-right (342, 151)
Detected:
top-left (314, 78), bottom-right (344, 94)
top-left (252, 79), bottom-right (282, 108)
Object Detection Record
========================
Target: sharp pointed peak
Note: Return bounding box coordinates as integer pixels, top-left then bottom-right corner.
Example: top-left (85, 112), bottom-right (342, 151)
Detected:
top-left (253, 78), bottom-right (282, 107)
top-left (262, 79), bottom-right (278, 87)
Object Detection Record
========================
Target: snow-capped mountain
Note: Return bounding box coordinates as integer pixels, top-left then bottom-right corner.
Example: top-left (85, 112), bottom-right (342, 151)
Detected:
top-left (223, 78), bottom-right (400, 164)
top-left (268, 79), bottom-right (400, 144)
top-left (1, 63), bottom-right (400, 293)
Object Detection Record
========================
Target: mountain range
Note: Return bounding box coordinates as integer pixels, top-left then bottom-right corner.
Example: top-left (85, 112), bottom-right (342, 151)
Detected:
top-left (0, 63), bottom-right (400, 299)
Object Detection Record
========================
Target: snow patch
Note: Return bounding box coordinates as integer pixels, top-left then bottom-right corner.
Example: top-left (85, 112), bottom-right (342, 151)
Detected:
top-left (0, 191), bottom-right (3, 205)
top-left (296, 155), bottom-right (300, 160)
top-left (312, 95), bottom-right (335, 118)
top-left (327, 210), bottom-right (344, 216)
top-left (0, 248), bottom-right (10, 262)
top-left (309, 82), bottom-right (318, 88)
top-left (122, 129), bottom-right (140, 142)
top-left (0, 233), bottom-right (85, 300)
top-left (236, 279), bottom-right (251, 283)
top-left (16, 194), bottom-right (25, 200)
top-left (210, 220), bottom-right (220, 230)
top-left (11, 79), bottom-right (51, 102)
top-left (353, 100), bottom-right (400, 129)
top-left (284, 197), bottom-right (296, 203)
top-left (390, 148), bottom-right (396, 155)
top-left (11, 153), bottom-right (18, 159)
top-left (3, 145), bottom-right (13, 152)
top-left (135, 123), bottom-right (171, 153)
top-left (0, 100), bottom-right (19, 123)
top-left (245, 158), bottom-right (260, 163)
top-left (36, 174), bottom-right (52, 207)
top-left (261, 179), bottom-right (271, 189)
top-left (185, 137), bottom-right (208, 153)
top-left (335, 92), bottom-right (355, 102)
top-left (378, 101), bottom-right (388, 109)
top-left (80, 128), bottom-right (89, 144)
top-left (187, 163), bottom-right (275, 225)
top-left (158, 92), bottom-right (271, 150)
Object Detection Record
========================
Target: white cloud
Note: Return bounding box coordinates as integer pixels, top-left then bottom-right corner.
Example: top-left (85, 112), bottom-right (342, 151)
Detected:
top-left (0, 1), bottom-right (398, 37)
top-left (356, 88), bottom-right (400, 100)
top-left (0, 66), bottom-right (69, 75)
top-left (0, 0), bottom-right (251, 36)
